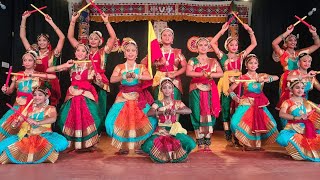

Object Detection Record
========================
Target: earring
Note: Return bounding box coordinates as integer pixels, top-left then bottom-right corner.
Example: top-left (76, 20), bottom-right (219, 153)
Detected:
top-left (45, 98), bottom-right (49, 106)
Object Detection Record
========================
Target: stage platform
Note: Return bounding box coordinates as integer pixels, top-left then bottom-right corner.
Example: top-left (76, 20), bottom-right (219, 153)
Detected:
top-left (1, 131), bottom-right (320, 180)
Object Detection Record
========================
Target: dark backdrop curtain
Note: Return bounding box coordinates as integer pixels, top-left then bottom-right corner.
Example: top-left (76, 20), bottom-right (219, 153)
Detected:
top-left (0, 0), bottom-right (319, 131)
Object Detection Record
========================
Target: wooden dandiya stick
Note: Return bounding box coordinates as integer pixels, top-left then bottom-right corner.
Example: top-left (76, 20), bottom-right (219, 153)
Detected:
top-left (307, 100), bottom-right (320, 112)
top-left (315, 71), bottom-right (320, 74)
top-left (235, 79), bottom-right (257, 82)
top-left (77, 0), bottom-right (95, 14)
top-left (227, 15), bottom-right (236, 25)
top-left (73, 60), bottom-right (98, 63)
top-left (294, 15), bottom-right (313, 29)
top-left (5, 66), bottom-right (12, 87)
top-left (30, 4), bottom-right (46, 16)
top-left (293, 15), bottom-right (307, 26)
top-left (6, 103), bottom-right (28, 121)
top-left (90, 0), bottom-right (103, 15)
top-left (29, 6), bottom-right (47, 14)
top-left (21, 99), bottom-right (34, 116)
top-left (231, 11), bottom-right (244, 25)
top-left (6, 72), bottom-right (25, 76)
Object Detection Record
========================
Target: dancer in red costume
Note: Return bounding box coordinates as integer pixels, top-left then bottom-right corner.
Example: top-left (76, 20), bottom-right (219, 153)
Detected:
top-left (20, 11), bottom-right (65, 106)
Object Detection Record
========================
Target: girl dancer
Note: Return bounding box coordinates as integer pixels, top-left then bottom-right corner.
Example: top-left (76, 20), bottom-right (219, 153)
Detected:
top-left (277, 80), bottom-right (320, 161)
top-left (105, 38), bottom-right (157, 155)
top-left (272, 25), bottom-right (319, 109)
top-left (282, 53), bottom-right (320, 127)
top-left (0, 86), bottom-right (68, 164)
top-left (229, 54), bottom-right (279, 150)
top-left (1, 51), bottom-right (56, 140)
top-left (210, 22), bottom-right (257, 143)
top-left (152, 28), bottom-right (187, 101)
top-left (186, 37), bottom-right (223, 151)
top-left (68, 12), bottom-right (116, 119)
top-left (20, 11), bottom-right (65, 106)
top-left (141, 78), bottom-right (196, 163)
top-left (47, 44), bottom-right (103, 151)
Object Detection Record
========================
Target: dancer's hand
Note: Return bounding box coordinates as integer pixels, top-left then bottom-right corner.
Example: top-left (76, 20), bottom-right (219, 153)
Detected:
top-left (27, 118), bottom-right (39, 126)
top-left (309, 25), bottom-right (317, 33)
top-left (95, 73), bottom-right (102, 82)
top-left (243, 23), bottom-right (252, 32)
top-left (167, 72), bottom-right (176, 79)
top-left (308, 70), bottom-right (317, 78)
top-left (71, 12), bottom-right (80, 22)
top-left (65, 60), bottom-right (75, 68)
top-left (22, 11), bottom-right (31, 19)
top-left (286, 25), bottom-right (294, 33)
top-left (101, 13), bottom-right (109, 24)
top-left (221, 22), bottom-right (229, 33)
top-left (1, 85), bottom-right (8, 93)
top-left (300, 114), bottom-right (308, 120)
top-left (44, 14), bottom-right (53, 22)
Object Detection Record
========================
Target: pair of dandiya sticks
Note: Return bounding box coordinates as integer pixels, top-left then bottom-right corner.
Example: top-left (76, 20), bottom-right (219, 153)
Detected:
top-left (229, 11), bottom-right (313, 29)
top-left (27, 0), bottom-right (102, 16)
top-left (5, 60), bottom-right (97, 89)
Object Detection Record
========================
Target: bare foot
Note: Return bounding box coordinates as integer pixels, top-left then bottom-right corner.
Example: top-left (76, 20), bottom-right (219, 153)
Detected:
top-left (203, 146), bottom-right (212, 153)
top-left (115, 149), bottom-right (129, 155)
top-left (135, 149), bottom-right (147, 155)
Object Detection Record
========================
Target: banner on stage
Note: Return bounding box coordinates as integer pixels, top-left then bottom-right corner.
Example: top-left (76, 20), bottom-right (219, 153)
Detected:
top-left (67, 0), bottom-right (252, 24)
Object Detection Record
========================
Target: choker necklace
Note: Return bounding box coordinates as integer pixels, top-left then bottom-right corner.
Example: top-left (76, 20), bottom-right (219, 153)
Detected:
top-left (75, 63), bottom-right (86, 80)
top-left (162, 48), bottom-right (172, 66)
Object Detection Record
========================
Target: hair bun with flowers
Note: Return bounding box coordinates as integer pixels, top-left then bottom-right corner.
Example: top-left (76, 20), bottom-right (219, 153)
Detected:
top-left (119, 37), bottom-right (137, 52)
top-left (160, 77), bottom-right (174, 86)
top-left (224, 36), bottom-right (238, 51)
top-left (244, 54), bottom-right (258, 65)
top-left (90, 31), bottom-right (104, 46)
top-left (37, 33), bottom-right (50, 42)
top-left (287, 79), bottom-right (305, 90)
top-left (23, 50), bottom-right (38, 61)
top-left (160, 27), bottom-right (174, 36)
top-left (187, 36), bottom-right (213, 53)
top-left (34, 84), bottom-right (51, 97)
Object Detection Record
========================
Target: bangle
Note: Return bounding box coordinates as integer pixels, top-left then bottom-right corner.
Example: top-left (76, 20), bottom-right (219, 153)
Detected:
top-left (20, 25), bottom-right (26, 28)
top-left (281, 34), bottom-right (286, 41)
top-left (155, 109), bottom-right (159, 118)
top-left (249, 31), bottom-right (254, 35)
top-left (269, 76), bottom-right (273, 83)
top-left (54, 66), bottom-right (58, 72)
top-left (104, 21), bottom-right (109, 25)
top-left (230, 92), bottom-right (236, 98)
top-left (312, 35), bottom-right (319, 40)
top-left (172, 109), bottom-right (176, 115)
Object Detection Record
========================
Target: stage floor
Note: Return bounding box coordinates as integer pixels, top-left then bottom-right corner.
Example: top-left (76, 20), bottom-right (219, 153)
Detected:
top-left (1, 131), bottom-right (320, 180)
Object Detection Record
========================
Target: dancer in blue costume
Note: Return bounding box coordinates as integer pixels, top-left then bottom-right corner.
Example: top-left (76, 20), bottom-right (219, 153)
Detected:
top-left (277, 80), bottom-right (320, 162)
top-left (0, 51), bottom-right (56, 140)
top-left (229, 54), bottom-right (279, 150)
top-left (105, 38), bottom-right (157, 155)
top-left (0, 86), bottom-right (68, 164)
top-left (282, 53), bottom-right (320, 127)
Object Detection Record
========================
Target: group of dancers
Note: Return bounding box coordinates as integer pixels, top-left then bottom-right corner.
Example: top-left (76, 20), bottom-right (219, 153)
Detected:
top-left (0, 10), bottom-right (320, 164)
